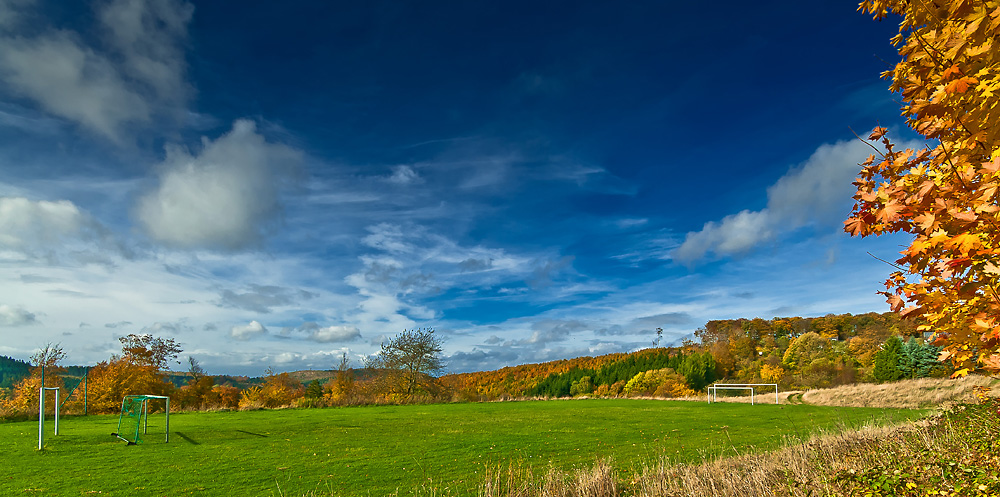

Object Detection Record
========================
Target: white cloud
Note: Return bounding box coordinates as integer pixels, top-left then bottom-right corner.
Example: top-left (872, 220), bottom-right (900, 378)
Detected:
top-left (97, 0), bottom-right (193, 108)
top-left (309, 325), bottom-right (361, 343)
top-left (136, 119), bottom-right (302, 250)
top-left (230, 320), bottom-right (267, 340)
top-left (0, 196), bottom-right (123, 264)
top-left (0, 303), bottom-right (37, 326)
top-left (0, 0), bottom-right (192, 141)
top-left (0, 33), bottom-right (148, 141)
top-left (674, 138), bottom-right (885, 264)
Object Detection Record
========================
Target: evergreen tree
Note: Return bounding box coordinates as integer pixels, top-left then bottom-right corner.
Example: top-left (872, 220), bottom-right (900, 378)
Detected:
top-left (872, 336), bottom-right (903, 382)
top-left (305, 379), bottom-right (323, 399)
top-left (897, 338), bottom-right (942, 379)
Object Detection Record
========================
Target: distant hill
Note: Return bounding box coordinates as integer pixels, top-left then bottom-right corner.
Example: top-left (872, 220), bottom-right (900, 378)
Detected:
top-left (0, 355), bottom-right (30, 389)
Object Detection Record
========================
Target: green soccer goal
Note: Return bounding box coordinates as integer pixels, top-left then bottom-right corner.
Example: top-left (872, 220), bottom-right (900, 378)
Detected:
top-left (112, 395), bottom-right (170, 445)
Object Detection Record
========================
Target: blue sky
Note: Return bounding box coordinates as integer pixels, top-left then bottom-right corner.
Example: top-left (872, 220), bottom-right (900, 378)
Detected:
top-left (0, 0), bottom-right (917, 375)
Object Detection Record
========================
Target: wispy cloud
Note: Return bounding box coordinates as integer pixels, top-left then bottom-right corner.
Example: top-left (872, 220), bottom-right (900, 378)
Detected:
top-left (217, 284), bottom-right (317, 314)
top-left (674, 138), bottom-right (883, 264)
top-left (0, 0), bottom-right (193, 141)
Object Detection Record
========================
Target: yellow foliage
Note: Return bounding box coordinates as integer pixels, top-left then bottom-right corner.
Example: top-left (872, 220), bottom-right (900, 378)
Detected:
top-left (84, 359), bottom-right (173, 414)
top-left (623, 368), bottom-right (695, 398)
top-left (760, 364), bottom-right (785, 383)
top-left (848, 0), bottom-right (1000, 374)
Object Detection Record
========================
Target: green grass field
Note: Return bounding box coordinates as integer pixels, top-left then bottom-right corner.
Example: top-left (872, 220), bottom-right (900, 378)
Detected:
top-left (0, 400), bottom-right (926, 496)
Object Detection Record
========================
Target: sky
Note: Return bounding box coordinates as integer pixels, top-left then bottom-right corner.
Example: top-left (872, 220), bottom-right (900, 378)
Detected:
top-left (0, 0), bottom-right (920, 375)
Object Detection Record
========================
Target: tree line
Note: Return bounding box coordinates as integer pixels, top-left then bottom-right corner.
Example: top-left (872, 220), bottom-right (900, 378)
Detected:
top-left (0, 313), bottom-right (958, 419)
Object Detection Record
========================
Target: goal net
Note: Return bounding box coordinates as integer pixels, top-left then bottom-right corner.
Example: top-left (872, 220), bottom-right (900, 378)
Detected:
top-left (707, 383), bottom-right (778, 405)
top-left (112, 395), bottom-right (170, 445)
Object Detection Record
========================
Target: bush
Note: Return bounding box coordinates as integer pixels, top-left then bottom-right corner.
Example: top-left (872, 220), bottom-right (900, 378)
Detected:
top-left (623, 369), bottom-right (696, 398)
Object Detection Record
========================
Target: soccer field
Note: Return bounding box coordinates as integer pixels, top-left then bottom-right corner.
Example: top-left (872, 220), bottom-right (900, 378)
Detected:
top-left (0, 399), bottom-right (925, 496)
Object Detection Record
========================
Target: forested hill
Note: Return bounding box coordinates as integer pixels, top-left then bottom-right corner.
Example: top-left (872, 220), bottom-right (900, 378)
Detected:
top-left (0, 356), bottom-right (30, 389)
top-left (440, 311), bottom-right (944, 400)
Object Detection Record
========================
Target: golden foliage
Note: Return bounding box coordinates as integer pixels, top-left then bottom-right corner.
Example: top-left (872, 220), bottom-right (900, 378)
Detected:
top-left (849, 0), bottom-right (1000, 374)
top-left (84, 359), bottom-right (173, 414)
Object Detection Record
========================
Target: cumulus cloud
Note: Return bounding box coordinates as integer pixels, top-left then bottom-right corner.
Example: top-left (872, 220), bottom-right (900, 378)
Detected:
top-left (0, 303), bottom-right (38, 326)
top-left (230, 320), bottom-right (267, 340)
top-left (0, 0), bottom-right (193, 141)
top-left (0, 196), bottom-right (123, 264)
top-left (136, 120), bottom-right (302, 250)
top-left (674, 138), bottom-right (888, 264)
top-left (217, 284), bottom-right (317, 313)
top-left (286, 322), bottom-right (361, 343)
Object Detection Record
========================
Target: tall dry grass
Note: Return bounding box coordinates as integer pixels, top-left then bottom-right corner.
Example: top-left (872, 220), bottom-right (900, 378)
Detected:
top-left (800, 374), bottom-right (999, 408)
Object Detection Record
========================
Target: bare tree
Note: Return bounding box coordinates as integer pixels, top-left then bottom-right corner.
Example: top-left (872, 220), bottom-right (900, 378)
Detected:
top-left (31, 343), bottom-right (66, 387)
top-left (30, 343), bottom-right (66, 370)
top-left (187, 356), bottom-right (205, 381)
top-left (365, 328), bottom-right (444, 398)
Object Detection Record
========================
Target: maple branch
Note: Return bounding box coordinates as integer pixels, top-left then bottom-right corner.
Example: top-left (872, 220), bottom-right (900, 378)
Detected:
top-left (936, 141), bottom-right (972, 191)
top-left (848, 126), bottom-right (893, 160)
top-left (867, 251), bottom-right (907, 271)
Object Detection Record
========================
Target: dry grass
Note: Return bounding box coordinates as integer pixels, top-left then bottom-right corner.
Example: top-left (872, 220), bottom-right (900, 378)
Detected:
top-left (477, 459), bottom-right (618, 497)
top-left (801, 375), bottom-right (999, 408)
top-left (631, 421), bottom-right (911, 496)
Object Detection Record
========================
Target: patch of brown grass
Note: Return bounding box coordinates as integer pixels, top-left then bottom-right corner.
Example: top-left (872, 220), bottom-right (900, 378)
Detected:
top-left (800, 375), bottom-right (999, 408)
top-left (477, 459), bottom-right (618, 497)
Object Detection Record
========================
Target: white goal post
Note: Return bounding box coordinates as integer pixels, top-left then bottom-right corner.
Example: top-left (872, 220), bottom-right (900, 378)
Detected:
top-left (707, 383), bottom-right (778, 405)
top-left (38, 387), bottom-right (59, 450)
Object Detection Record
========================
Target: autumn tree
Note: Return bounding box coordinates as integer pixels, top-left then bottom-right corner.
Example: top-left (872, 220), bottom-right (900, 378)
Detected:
top-left (366, 328), bottom-right (445, 399)
top-left (85, 335), bottom-right (180, 413)
top-left (119, 334), bottom-right (182, 370)
top-left (847, 0), bottom-right (1000, 375)
top-left (176, 356), bottom-right (214, 409)
top-left (0, 344), bottom-right (67, 418)
top-left (326, 353), bottom-right (355, 403)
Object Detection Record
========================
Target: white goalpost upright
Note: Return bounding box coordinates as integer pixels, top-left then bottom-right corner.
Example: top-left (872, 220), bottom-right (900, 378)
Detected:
top-left (707, 383), bottom-right (778, 405)
top-left (38, 386), bottom-right (60, 450)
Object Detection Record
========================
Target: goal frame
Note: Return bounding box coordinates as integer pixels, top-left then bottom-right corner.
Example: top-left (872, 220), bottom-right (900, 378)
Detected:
top-left (38, 387), bottom-right (60, 450)
top-left (707, 383), bottom-right (778, 405)
top-left (113, 395), bottom-right (170, 444)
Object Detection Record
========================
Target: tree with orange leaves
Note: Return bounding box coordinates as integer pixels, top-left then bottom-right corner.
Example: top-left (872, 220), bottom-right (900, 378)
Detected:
top-left (846, 0), bottom-right (1000, 375)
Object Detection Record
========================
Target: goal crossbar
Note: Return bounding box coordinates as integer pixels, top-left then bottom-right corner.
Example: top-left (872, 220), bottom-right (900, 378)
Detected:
top-left (707, 383), bottom-right (778, 405)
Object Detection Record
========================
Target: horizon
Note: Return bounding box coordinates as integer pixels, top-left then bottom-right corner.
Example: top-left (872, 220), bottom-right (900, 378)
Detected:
top-left (0, 1), bottom-right (916, 376)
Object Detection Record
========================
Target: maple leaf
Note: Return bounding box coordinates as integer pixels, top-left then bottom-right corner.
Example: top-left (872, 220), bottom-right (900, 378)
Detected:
top-left (886, 294), bottom-right (905, 312)
top-left (942, 64), bottom-right (963, 79)
top-left (876, 200), bottom-right (905, 224)
top-left (868, 127), bottom-right (888, 140)
top-left (843, 217), bottom-right (867, 236)
top-left (983, 261), bottom-right (1000, 275)
top-left (945, 76), bottom-right (977, 94)
top-left (945, 233), bottom-right (981, 254)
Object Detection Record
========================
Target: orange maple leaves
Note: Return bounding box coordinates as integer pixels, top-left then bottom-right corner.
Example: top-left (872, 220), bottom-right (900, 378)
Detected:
top-left (849, 0), bottom-right (1000, 375)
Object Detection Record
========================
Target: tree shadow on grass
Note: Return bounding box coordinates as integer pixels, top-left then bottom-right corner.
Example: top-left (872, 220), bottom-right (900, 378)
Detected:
top-left (235, 429), bottom-right (268, 438)
top-left (174, 432), bottom-right (200, 445)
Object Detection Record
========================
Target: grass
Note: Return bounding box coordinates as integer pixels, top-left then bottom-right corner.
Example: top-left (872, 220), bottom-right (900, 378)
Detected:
top-left (0, 399), bottom-right (924, 496)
